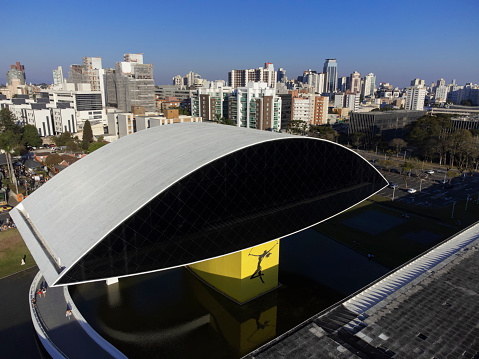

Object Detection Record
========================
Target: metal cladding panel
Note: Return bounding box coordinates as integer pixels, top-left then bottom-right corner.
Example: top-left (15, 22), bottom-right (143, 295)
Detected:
top-left (12, 123), bottom-right (296, 285)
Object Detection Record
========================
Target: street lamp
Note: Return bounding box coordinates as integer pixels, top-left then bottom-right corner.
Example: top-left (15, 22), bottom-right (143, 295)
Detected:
top-left (451, 201), bottom-right (456, 219)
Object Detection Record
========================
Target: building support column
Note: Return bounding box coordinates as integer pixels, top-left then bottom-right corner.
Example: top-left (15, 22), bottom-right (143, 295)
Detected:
top-left (106, 277), bottom-right (119, 285)
top-left (188, 239), bottom-right (280, 303)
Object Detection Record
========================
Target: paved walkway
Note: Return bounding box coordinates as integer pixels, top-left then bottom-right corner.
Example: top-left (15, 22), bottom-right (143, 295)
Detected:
top-left (32, 274), bottom-right (124, 358)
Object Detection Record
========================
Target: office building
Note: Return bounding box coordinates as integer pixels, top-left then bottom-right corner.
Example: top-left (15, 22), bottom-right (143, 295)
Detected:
top-left (323, 59), bottom-right (337, 94)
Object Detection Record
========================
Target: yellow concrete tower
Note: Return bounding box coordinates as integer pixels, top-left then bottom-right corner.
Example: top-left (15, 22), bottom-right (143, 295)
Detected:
top-left (189, 239), bottom-right (280, 303)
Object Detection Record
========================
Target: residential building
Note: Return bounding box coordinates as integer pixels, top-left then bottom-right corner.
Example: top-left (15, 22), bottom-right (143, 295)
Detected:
top-left (228, 82), bottom-right (281, 131)
top-left (349, 71), bottom-right (361, 94)
top-left (115, 53), bottom-right (156, 112)
top-left (52, 66), bottom-right (64, 87)
top-left (6, 62), bottom-right (26, 85)
top-left (362, 73), bottom-right (376, 98)
top-left (405, 86), bottom-right (426, 110)
top-left (410, 78), bottom-right (425, 87)
top-left (323, 59), bottom-right (337, 94)
top-left (435, 85), bottom-right (449, 103)
top-left (278, 68), bottom-right (286, 83)
top-left (302, 70), bottom-right (325, 94)
top-left (191, 82), bottom-right (233, 121)
top-left (337, 77), bottom-right (347, 92)
top-left (228, 63), bottom-right (277, 88)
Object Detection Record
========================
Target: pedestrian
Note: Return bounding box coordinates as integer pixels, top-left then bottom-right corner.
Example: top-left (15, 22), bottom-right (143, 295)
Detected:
top-left (66, 309), bottom-right (72, 320)
top-left (21, 258), bottom-right (25, 265)
top-left (37, 288), bottom-right (42, 297)
top-left (31, 298), bottom-right (36, 307)
top-left (42, 286), bottom-right (46, 297)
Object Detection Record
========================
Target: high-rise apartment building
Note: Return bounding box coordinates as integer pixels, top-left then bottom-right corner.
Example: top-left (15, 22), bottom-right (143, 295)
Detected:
top-left (228, 82), bottom-right (281, 131)
top-left (278, 68), bottom-right (287, 83)
top-left (437, 78), bottom-right (446, 87)
top-left (115, 53), bottom-right (156, 112)
top-left (405, 86), bottom-right (426, 110)
top-left (191, 82), bottom-right (233, 121)
top-left (303, 70), bottom-right (325, 94)
top-left (338, 77), bottom-right (347, 92)
top-left (53, 66), bottom-right (64, 86)
top-left (362, 73), bottom-right (376, 98)
top-left (228, 63), bottom-right (277, 88)
top-left (6, 62), bottom-right (26, 85)
top-left (410, 78), bottom-right (425, 87)
top-left (323, 59), bottom-right (337, 94)
top-left (349, 71), bottom-right (361, 94)
top-left (435, 85), bottom-right (449, 103)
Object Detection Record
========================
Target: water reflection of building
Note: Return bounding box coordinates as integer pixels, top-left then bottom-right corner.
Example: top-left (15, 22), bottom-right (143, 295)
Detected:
top-left (187, 267), bottom-right (277, 357)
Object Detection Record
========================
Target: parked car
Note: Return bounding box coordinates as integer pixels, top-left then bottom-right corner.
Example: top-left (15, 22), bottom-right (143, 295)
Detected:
top-left (0, 205), bottom-right (12, 212)
top-left (389, 183), bottom-right (399, 189)
top-left (440, 179), bottom-right (448, 184)
top-left (426, 170), bottom-right (435, 174)
top-left (407, 188), bottom-right (417, 194)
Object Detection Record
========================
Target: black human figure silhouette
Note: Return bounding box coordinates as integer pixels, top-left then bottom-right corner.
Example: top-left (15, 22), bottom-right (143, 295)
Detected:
top-left (248, 242), bottom-right (278, 284)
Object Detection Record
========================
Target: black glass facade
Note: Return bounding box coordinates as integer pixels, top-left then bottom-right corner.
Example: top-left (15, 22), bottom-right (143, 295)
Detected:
top-left (57, 138), bottom-right (387, 284)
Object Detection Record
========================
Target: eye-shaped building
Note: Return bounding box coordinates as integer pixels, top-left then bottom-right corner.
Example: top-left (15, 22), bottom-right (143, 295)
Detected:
top-left (11, 122), bottom-right (387, 286)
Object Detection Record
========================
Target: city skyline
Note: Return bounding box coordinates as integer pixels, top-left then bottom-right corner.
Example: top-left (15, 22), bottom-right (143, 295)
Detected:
top-left (1, 0), bottom-right (478, 88)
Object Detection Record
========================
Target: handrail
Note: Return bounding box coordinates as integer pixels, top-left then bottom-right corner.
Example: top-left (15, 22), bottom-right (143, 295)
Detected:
top-left (29, 271), bottom-right (68, 358)
top-left (63, 286), bottom-right (128, 359)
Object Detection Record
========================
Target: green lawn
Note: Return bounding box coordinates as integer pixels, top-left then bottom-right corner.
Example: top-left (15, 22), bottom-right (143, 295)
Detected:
top-left (315, 196), bottom-right (463, 269)
top-left (0, 229), bottom-right (36, 278)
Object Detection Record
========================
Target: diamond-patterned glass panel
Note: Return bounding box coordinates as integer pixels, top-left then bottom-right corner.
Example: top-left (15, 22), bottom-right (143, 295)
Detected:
top-left (57, 138), bottom-right (387, 284)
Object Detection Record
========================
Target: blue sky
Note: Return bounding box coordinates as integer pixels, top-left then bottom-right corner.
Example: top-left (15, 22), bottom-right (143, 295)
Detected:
top-left (1, 0), bottom-right (478, 88)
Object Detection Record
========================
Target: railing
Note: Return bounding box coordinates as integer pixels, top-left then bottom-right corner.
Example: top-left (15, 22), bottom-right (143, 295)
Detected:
top-left (29, 271), bottom-right (68, 359)
top-left (63, 286), bottom-right (128, 359)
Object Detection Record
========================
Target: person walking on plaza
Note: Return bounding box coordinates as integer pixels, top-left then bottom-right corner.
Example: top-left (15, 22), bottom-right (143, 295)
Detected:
top-left (66, 309), bottom-right (72, 320)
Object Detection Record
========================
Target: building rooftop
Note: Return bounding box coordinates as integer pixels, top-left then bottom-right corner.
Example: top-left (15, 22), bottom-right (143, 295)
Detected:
top-left (247, 222), bottom-right (479, 359)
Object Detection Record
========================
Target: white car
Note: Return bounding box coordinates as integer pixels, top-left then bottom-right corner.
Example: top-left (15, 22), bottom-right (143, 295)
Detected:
top-left (426, 170), bottom-right (434, 174)
top-left (407, 188), bottom-right (417, 194)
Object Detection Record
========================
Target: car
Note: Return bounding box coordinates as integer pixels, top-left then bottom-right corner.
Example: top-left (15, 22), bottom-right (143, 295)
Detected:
top-left (407, 188), bottom-right (417, 194)
top-left (389, 183), bottom-right (399, 189)
top-left (440, 179), bottom-right (448, 184)
top-left (0, 205), bottom-right (12, 212)
top-left (426, 170), bottom-right (435, 175)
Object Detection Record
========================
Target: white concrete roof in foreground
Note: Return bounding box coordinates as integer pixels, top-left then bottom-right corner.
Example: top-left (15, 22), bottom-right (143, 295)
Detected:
top-left (11, 122), bottom-right (299, 285)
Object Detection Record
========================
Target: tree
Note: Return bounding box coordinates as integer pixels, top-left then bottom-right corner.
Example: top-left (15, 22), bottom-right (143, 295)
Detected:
top-left (66, 140), bottom-right (80, 153)
top-left (309, 125), bottom-right (339, 142)
top-left (460, 100), bottom-right (473, 107)
top-left (389, 138), bottom-right (407, 157)
top-left (82, 120), bottom-right (93, 144)
top-left (400, 161), bottom-right (415, 188)
top-left (21, 124), bottom-right (42, 147)
top-left (0, 108), bottom-right (21, 134)
top-left (53, 132), bottom-right (74, 147)
top-left (44, 153), bottom-right (63, 166)
top-left (350, 132), bottom-right (365, 149)
top-left (0, 131), bottom-right (20, 185)
top-left (88, 142), bottom-right (107, 153)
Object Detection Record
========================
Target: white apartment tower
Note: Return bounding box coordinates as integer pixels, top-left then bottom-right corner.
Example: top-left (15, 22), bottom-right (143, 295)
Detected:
top-left (53, 66), bottom-right (64, 86)
top-left (349, 71), bottom-right (361, 93)
top-left (362, 73), bottom-right (376, 98)
top-left (405, 86), bottom-right (426, 110)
